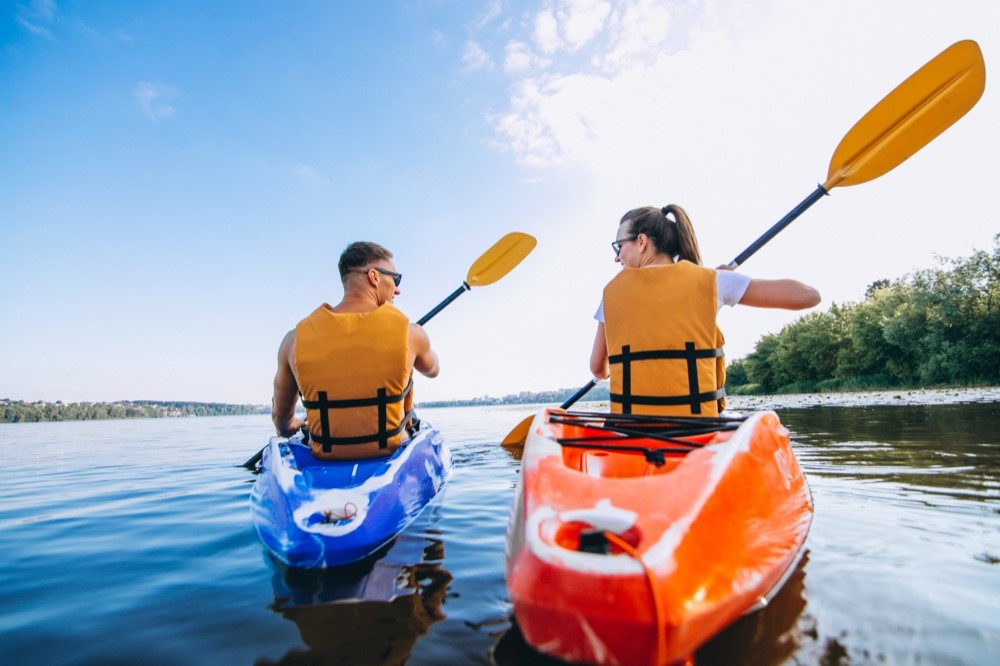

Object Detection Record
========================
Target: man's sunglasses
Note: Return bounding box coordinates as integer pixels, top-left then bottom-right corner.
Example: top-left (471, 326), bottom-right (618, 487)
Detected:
top-left (372, 267), bottom-right (403, 287)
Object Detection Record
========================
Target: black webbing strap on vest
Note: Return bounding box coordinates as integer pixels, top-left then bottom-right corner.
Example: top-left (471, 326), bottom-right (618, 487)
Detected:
top-left (302, 378), bottom-right (413, 452)
top-left (608, 343), bottom-right (725, 414)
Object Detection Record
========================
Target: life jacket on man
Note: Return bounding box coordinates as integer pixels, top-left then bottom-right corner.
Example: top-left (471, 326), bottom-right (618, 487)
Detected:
top-left (603, 261), bottom-right (727, 417)
top-left (294, 303), bottom-right (414, 460)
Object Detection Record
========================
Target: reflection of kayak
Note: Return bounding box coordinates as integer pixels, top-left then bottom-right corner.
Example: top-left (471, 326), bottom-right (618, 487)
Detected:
top-left (250, 422), bottom-right (453, 568)
top-left (505, 409), bottom-right (812, 665)
top-left (259, 532), bottom-right (452, 666)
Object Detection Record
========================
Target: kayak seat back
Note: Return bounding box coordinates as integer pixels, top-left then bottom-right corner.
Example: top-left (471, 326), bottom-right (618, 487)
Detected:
top-left (578, 448), bottom-right (684, 478)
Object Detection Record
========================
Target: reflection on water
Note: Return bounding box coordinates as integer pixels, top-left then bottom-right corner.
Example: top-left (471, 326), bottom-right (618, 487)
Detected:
top-left (695, 552), bottom-right (808, 666)
top-left (779, 401), bottom-right (1000, 666)
top-left (257, 533), bottom-right (452, 666)
top-left (782, 403), bottom-right (1000, 502)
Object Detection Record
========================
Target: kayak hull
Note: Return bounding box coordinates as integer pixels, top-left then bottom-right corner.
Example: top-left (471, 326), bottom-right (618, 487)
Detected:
top-left (251, 423), bottom-right (453, 569)
top-left (505, 410), bottom-right (812, 665)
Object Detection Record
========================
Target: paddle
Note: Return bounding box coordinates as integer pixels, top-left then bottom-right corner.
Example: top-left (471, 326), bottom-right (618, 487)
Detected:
top-left (417, 231), bottom-right (537, 325)
top-left (243, 231), bottom-right (537, 469)
top-left (499, 39), bottom-right (985, 448)
top-left (728, 39), bottom-right (985, 268)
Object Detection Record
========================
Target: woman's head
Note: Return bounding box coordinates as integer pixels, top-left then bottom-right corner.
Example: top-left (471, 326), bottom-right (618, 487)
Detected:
top-left (616, 205), bottom-right (702, 266)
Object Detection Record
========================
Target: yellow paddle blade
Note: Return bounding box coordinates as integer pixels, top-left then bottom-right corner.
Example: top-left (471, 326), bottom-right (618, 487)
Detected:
top-left (466, 232), bottom-right (537, 287)
top-left (824, 39), bottom-right (985, 190)
top-left (500, 415), bottom-right (533, 447)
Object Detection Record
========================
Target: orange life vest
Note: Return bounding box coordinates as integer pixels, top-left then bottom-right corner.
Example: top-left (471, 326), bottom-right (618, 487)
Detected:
top-left (294, 303), bottom-right (414, 460)
top-left (603, 262), bottom-right (727, 416)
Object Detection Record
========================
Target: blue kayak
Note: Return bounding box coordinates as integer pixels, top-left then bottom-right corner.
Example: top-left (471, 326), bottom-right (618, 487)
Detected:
top-left (250, 422), bottom-right (453, 568)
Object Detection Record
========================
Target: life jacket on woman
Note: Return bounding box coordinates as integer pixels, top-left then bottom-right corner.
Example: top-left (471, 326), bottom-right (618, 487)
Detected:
top-left (294, 303), bottom-right (414, 460)
top-left (603, 261), bottom-right (727, 417)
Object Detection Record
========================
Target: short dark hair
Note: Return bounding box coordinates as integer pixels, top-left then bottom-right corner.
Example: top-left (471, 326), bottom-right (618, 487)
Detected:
top-left (338, 242), bottom-right (393, 280)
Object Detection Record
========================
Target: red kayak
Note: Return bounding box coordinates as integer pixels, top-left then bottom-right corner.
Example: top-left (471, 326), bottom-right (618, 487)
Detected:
top-left (505, 409), bottom-right (812, 665)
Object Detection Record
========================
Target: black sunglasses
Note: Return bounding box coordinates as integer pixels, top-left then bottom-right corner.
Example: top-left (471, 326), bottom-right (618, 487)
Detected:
top-left (611, 235), bottom-right (638, 257)
top-left (372, 267), bottom-right (402, 287)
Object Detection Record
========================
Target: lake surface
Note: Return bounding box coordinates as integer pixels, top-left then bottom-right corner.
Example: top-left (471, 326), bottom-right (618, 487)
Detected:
top-left (2, 391), bottom-right (998, 665)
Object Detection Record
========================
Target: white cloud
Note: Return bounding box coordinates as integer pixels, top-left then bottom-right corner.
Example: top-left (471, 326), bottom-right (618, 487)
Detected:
top-left (469, 0), bottom-right (503, 32)
top-left (289, 163), bottom-right (325, 183)
top-left (16, 0), bottom-right (57, 39)
top-left (533, 9), bottom-right (561, 54)
top-left (504, 39), bottom-right (547, 73)
top-left (529, 0), bottom-right (614, 56)
top-left (599, 0), bottom-right (673, 71)
top-left (461, 39), bottom-right (494, 71)
top-left (557, 0), bottom-right (612, 51)
top-left (496, 72), bottom-right (618, 167)
top-left (492, 1), bottom-right (770, 169)
top-left (134, 82), bottom-right (179, 121)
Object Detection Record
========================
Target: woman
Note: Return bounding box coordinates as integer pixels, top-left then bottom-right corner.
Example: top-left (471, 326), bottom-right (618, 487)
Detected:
top-left (590, 205), bottom-right (820, 417)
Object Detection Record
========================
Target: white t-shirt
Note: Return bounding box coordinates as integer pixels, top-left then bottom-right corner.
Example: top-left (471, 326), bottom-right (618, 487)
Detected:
top-left (593, 269), bottom-right (751, 322)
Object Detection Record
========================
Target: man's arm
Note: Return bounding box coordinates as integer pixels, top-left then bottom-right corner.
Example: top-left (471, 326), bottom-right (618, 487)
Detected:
top-left (272, 330), bottom-right (305, 436)
top-left (410, 324), bottom-right (440, 378)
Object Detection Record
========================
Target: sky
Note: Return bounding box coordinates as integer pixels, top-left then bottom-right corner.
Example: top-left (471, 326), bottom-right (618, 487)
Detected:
top-left (1, 0), bottom-right (997, 405)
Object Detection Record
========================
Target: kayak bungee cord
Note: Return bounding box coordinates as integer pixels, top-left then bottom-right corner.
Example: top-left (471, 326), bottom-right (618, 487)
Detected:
top-left (549, 411), bottom-right (749, 462)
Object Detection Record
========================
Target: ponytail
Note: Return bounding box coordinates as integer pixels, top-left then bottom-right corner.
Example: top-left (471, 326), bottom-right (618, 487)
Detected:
top-left (660, 205), bottom-right (702, 265)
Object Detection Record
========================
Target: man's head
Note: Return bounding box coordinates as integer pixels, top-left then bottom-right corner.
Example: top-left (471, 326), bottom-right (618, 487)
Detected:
top-left (339, 241), bottom-right (401, 304)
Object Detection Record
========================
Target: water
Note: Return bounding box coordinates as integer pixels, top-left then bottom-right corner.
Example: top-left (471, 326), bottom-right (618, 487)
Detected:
top-left (1, 394), bottom-right (998, 665)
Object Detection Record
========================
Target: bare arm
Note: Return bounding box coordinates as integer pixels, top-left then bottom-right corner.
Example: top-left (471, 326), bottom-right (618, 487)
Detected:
top-left (590, 322), bottom-right (610, 379)
top-left (272, 330), bottom-right (305, 436)
top-left (410, 323), bottom-right (440, 378)
top-left (739, 278), bottom-right (821, 310)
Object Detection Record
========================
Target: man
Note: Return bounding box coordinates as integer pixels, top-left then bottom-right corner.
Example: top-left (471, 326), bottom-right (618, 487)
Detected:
top-left (272, 241), bottom-right (439, 460)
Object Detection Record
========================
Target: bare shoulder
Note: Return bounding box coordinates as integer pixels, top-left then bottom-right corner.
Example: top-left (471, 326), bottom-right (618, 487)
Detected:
top-left (409, 322), bottom-right (431, 349)
top-left (277, 329), bottom-right (296, 359)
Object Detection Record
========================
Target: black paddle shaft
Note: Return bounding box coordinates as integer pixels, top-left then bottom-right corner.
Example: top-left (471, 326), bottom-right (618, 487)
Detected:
top-left (417, 282), bottom-right (470, 326)
top-left (560, 379), bottom-right (598, 410)
top-left (728, 185), bottom-right (829, 269)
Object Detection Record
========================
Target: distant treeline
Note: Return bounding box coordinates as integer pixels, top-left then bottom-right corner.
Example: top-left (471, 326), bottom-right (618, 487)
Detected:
top-left (727, 235), bottom-right (1000, 394)
top-left (418, 385), bottom-right (611, 409)
top-left (0, 399), bottom-right (268, 424)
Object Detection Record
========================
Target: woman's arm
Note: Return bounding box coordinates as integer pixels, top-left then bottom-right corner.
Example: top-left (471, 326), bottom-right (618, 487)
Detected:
top-left (739, 278), bottom-right (821, 310)
top-left (590, 322), bottom-right (610, 379)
